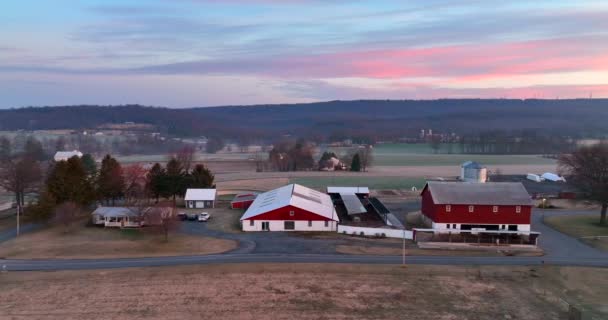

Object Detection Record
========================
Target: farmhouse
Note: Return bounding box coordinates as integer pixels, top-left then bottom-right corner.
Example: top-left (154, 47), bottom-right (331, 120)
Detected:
top-left (184, 188), bottom-right (216, 209)
top-left (420, 181), bottom-right (533, 232)
top-left (240, 184), bottom-right (339, 232)
top-left (230, 193), bottom-right (258, 209)
top-left (92, 207), bottom-right (144, 228)
top-left (54, 150), bottom-right (83, 162)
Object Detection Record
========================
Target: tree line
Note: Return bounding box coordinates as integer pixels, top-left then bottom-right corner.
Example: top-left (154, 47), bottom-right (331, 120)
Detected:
top-left (0, 146), bottom-right (215, 227)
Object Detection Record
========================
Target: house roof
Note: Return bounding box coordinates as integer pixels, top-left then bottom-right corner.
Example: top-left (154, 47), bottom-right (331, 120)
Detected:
top-left (54, 150), bottom-right (83, 161)
top-left (92, 207), bottom-right (141, 218)
top-left (461, 161), bottom-right (485, 169)
top-left (326, 186), bottom-right (370, 194)
top-left (185, 189), bottom-right (217, 201)
top-left (231, 193), bottom-right (258, 203)
top-left (424, 181), bottom-right (532, 206)
top-left (240, 184), bottom-right (338, 221)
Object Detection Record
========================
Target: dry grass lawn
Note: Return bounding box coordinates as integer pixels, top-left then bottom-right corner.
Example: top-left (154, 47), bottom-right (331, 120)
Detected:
top-left (0, 225), bottom-right (237, 259)
top-left (544, 213), bottom-right (608, 251)
top-left (1, 264), bottom-right (606, 320)
top-left (336, 244), bottom-right (542, 257)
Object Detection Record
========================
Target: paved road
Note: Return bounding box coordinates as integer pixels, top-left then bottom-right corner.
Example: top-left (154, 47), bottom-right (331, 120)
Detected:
top-left (1, 209), bottom-right (607, 271)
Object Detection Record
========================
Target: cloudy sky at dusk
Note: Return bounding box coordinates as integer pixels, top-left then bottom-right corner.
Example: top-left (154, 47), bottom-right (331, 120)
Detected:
top-left (1, 0), bottom-right (607, 108)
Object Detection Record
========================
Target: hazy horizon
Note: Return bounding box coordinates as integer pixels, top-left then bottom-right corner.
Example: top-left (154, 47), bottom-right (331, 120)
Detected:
top-left (1, 0), bottom-right (607, 108)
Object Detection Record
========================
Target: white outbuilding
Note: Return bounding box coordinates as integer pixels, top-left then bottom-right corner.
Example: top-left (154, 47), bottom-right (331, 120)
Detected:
top-left (541, 172), bottom-right (566, 182)
top-left (184, 188), bottom-right (217, 208)
top-left (240, 184), bottom-right (339, 232)
top-left (54, 150), bottom-right (83, 162)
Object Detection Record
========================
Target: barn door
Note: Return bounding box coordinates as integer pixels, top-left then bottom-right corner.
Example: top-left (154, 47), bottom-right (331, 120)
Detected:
top-left (262, 222), bottom-right (269, 231)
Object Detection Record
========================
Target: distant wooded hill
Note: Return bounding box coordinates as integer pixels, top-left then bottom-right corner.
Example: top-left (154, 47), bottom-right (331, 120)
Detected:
top-left (1, 99), bottom-right (606, 141)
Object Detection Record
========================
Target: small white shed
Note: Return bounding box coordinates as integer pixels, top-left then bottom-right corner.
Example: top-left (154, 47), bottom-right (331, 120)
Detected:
top-left (54, 150), bottom-right (83, 162)
top-left (184, 189), bottom-right (217, 209)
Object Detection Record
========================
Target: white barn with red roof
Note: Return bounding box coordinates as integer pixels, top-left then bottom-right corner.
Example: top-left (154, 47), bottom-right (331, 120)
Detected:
top-left (240, 184), bottom-right (339, 232)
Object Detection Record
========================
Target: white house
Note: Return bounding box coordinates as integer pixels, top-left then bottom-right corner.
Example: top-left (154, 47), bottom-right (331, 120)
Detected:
top-left (92, 207), bottom-right (144, 228)
top-left (240, 184), bottom-right (339, 232)
top-left (184, 188), bottom-right (217, 208)
top-left (54, 150), bottom-right (83, 162)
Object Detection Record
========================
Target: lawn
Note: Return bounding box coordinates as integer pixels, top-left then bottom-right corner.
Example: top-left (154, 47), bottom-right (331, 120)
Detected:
top-left (544, 213), bottom-right (608, 251)
top-left (0, 224), bottom-right (237, 259)
top-left (1, 264), bottom-right (606, 319)
top-left (201, 205), bottom-right (244, 233)
top-left (290, 176), bottom-right (427, 190)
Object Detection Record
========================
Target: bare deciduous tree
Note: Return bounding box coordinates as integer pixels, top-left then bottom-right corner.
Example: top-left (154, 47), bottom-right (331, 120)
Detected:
top-left (0, 155), bottom-right (42, 235)
top-left (175, 145), bottom-right (196, 173)
top-left (558, 143), bottom-right (608, 225)
top-left (144, 201), bottom-right (179, 242)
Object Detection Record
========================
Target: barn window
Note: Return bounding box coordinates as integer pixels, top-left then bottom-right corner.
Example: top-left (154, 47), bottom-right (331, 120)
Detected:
top-left (445, 205), bottom-right (451, 212)
top-left (468, 205), bottom-right (474, 213)
top-left (324, 221), bottom-right (329, 227)
top-left (284, 221), bottom-right (295, 230)
top-left (446, 224), bottom-right (450, 229)
top-left (308, 220), bottom-right (312, 227)
top-left (493, 206), bottom-right (498, 213)
top-left (453, 224), bottom-right (457, 229)
top-left (250, 220), bottom-right (254, 226)
top-left (289, 210), bottom-right (295, 216)
top-left (516, 206), bottom-right (521, 213)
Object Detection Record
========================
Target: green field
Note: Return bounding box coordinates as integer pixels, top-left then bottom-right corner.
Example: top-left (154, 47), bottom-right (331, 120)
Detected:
top-left (372, 153), bottom-right (557, 166)
top-left (289, 176), bottom-right (426, 190)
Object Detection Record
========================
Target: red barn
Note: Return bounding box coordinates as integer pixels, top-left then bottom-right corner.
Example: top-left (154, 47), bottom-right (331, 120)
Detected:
top-left (230, 193), bottom-right (258, 210)
top-left (420, 181), bottom-right (533, 232)
top-left (240, 184), bottom-right (339, 232)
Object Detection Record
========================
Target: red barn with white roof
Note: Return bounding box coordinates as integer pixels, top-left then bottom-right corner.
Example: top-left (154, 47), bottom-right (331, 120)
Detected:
top-left (420, 181), bottom-right (533, 232)
top-left (240, 184), bottom-right (339, 232)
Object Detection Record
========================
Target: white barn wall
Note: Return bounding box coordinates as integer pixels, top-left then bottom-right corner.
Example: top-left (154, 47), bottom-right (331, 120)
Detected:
top-left (242, 220), bottom-right (337, 232)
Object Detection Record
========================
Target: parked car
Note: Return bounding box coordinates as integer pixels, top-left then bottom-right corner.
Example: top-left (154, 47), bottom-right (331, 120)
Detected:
top-left (198, 212), bottom-right (210, 222)
top-left (187, 213), bottom-right (198, 221)
top-left (177, 212), bottom-right (188, 221)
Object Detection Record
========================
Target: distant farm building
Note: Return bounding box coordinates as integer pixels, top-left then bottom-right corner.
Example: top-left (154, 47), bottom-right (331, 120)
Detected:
top-left (185, 189), bottom-right (217, 209)
top-left (54, 150), bottom-right (83, 162)
top-left (240, 184), bottom-right (339, 232)
top-left (541, 172), bottom-right (566, 182)
top-left (420, 181), bottom-right (533, 232)
top-left (231, 193), bottom-right (258, 210)
top-left (460, 161), bottom-right (487, 183)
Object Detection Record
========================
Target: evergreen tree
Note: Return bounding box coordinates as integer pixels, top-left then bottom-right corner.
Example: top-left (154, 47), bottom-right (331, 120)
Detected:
top-left (350, 153), bottom-right (361, 172)
top-left (188, 164), bottom-right (215, 188)
top-left (96, 154), bottom-right (125, 205)
top-left (46, 156), bottom-right (95, 206)
top-left (81, 154), bottom-right (97, 178)
top-left (165, 157), bottom-right (185, 200)
top-left (146, 163), bottom-right (168, 202)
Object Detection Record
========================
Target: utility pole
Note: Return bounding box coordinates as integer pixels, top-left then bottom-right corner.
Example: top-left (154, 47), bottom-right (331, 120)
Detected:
top-left (16, 202), bottom-right (20, 236)
top-left (402, 211), bottom-right (406, 266)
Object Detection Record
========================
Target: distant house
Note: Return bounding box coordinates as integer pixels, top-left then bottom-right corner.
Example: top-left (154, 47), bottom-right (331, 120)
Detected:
top-left (184, 189), bottom-right (217, 209)
top-left (54, 150), bottom-right (83, 162)
top-left (230, 193), bottom-right (258, 210)
top-left (460, 161), bottom-right (487, 183)
top-left (420, 181), bottom-right (533, 232)
top-left (92, 207), bottom-right (144, 228)
top-left (240, 184), bottom-right (339, 232)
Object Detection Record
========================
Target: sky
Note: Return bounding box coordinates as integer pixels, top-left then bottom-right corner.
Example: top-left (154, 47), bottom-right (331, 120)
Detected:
top-left (0, 0), bottom-right (607, 108)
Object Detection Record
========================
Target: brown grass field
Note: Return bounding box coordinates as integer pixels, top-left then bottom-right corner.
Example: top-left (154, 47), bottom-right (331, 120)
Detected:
top-left (0, 264), bottom-right (606, 320)
top-left (0, 225), bottom-right (237, 259)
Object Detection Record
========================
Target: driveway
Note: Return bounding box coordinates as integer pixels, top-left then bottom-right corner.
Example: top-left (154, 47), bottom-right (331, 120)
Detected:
top-left (532, 209), bottom-right (608, 259)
